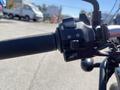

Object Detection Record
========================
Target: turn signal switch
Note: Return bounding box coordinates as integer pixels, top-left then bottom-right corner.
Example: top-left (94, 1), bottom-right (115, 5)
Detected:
top-left (70, 40), bottom-right (80, 50)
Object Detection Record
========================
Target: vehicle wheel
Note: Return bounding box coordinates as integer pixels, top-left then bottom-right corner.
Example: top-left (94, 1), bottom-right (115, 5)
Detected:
top-left (109, 83), bottom-right (119, 90)
top-left (8, 14), bottom-right (14, 19)
top-left (33, 19), bottom-right (37, 22)
top-left (25, 15), bottom-right (30, 21)
top-left (15, 15), bottom-right (21, 20)
top-left (17, 16), bottom-right (21, 20)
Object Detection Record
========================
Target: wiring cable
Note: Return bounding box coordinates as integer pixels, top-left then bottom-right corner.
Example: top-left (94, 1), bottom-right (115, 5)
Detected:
top-left (108, 0), bottom-right (120, 24)
top-left (104, 0), bottom-right (118, 24)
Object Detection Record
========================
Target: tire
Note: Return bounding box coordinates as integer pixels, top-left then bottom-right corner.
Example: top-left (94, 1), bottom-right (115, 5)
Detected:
top-left (18, 16), bottom-right (21, 20)
top-left (15, 15), bottom-right (21, 20)
top-left (8, 14), bottom-right (14, 19)
top-left (33, 19), bottom-right (37, 22)
top-left (109, 83), bottom-right (119, 90)
top-left (24, 15), bottom-right (30, 21)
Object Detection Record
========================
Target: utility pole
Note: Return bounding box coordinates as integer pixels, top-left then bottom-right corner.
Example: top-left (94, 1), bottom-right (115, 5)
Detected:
top-left (58, 5), bottom-right (62, 22)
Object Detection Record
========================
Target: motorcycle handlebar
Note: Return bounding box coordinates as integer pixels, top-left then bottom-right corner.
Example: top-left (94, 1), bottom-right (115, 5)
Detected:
top-left (0, 24), bottom-right (120, 60)
top-left (0, 33), bottom-right (57, 59)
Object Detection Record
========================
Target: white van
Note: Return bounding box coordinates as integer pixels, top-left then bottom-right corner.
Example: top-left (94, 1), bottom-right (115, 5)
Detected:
top-left (3, 3), bottom-right (43, 21)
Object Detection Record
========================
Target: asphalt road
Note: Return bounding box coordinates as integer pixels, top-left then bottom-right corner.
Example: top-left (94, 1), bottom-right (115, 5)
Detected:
top-left (0, 19), bottom-right (117, 90)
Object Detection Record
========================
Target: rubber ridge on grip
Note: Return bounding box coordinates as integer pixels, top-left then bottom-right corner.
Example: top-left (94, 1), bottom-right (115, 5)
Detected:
top-left (0, 33), bottom-right (57, 59)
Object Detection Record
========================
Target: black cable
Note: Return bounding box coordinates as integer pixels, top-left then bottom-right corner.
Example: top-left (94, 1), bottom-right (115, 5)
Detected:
top-left (108, 1), bottom-right (120, 25)
top-left (108, 8), bottom-right (120, 24)
top-left (104, 0), bottom-right (118, 23)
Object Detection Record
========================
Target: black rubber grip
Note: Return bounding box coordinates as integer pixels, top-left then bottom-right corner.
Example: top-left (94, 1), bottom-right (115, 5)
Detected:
top-left (0, 33), bottom-right (57, 59)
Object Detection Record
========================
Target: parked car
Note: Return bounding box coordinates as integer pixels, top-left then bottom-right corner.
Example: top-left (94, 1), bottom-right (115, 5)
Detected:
top-left (0, 5), bottom-right (3, 18)
top-left (3, 3), bottom-right (43, 22)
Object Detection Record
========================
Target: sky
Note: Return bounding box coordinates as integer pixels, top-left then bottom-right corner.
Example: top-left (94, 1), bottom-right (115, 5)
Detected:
top-left (30, 0), bottom-right (120, 17)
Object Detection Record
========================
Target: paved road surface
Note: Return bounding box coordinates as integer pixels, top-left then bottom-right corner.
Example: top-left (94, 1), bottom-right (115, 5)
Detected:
top-left (0, 19), bottom-right (117, 90)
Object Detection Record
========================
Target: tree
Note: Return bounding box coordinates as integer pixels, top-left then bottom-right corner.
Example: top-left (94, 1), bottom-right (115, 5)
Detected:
top-left (58, 5), bottom-right (62, 22)
top-left (38, 5), bottom-right (42, 11)
top-left (7, 0), bottom-right (14, 9)
top-left (42, 4), bottom-right (47, 13)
